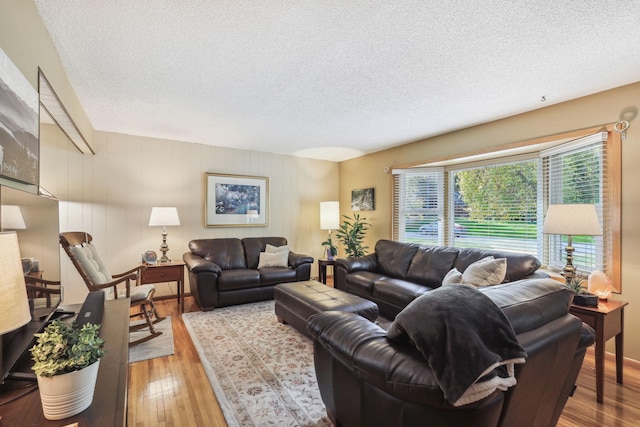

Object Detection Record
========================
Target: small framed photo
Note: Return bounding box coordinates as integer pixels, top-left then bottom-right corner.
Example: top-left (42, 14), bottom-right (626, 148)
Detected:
top-left (351, 188), bottom-right (375, 211)
top-left (143, 250), bottom-right (158, 265)
top-left (205, 173), bottom-right (269, 227)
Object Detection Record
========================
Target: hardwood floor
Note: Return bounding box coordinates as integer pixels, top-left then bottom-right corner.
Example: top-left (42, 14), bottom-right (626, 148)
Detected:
top-left (129, 297), bottom-right (640, 426)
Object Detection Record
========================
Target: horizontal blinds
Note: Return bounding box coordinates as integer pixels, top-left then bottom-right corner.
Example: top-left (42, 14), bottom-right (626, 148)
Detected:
top-left (541, 133), bottom-right (607, 275)
top-left (449, 158), bottom-right (539, 255)
top-left (392, 168), bottom-right (444, 244)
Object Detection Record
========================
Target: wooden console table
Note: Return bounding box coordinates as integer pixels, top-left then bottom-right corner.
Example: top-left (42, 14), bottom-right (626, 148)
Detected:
top-left (0, 298), bottom-right (129, 426)
top-left (141, 260), bottom-right (185, 312)
top-left (569, 299), bottom-right (628, 404)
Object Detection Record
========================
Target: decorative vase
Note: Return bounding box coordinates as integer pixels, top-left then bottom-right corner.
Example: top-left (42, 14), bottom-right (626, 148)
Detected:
top-left (36, 360), bottom-right (100, 420)
top-left (326, 248), bottom-right (334, 260)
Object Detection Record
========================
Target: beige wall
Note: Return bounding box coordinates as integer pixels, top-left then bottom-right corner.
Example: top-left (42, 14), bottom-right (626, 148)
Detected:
top-left (49, 130), bottom-right (337, 304)
top-left (340, 82), bottom-right (640, 360)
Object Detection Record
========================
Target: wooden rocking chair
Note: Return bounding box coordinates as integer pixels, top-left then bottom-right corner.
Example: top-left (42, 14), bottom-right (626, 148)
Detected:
top-left (59, 232), bottom-right (165, 345)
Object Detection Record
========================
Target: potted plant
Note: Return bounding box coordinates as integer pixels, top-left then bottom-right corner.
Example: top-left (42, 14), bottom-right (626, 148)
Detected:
top-left (335, 213), bottom-right (371, 257)
top-left (567, 275), bottom-right (598, 307)
top-left (321, 234), bottom-right (338, 260)
top-left (30, 320), bottom-right (105, 420)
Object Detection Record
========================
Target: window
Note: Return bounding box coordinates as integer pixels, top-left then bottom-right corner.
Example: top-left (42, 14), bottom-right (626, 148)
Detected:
top-left (392, 131), bottom-right (619, 285)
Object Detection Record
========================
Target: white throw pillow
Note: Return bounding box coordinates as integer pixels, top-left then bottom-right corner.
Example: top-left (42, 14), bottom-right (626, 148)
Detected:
top-left (462, 256), bottom-right (507, 287)
top-left (258, 251), bottom-right (289, 268)
top-left (265, 244), bottom-right (290, 254)
top-left (442, 268), bottom-right (463, 286)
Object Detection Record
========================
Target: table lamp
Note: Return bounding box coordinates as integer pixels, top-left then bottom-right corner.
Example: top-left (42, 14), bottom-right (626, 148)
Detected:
top-left (0, 232), bottom-right (32, 381)
top-left (542, 204), bottom-right (602, 284)
top-left (320, 201), bottom-right (340, 260)
top-left (148, 207), bottom-right (181, 263)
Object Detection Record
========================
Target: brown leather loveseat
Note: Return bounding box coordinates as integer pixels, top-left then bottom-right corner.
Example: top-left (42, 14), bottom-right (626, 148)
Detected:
top-left (308, 279), bottom-right (595, 427)
top-left (183, 237), bottom-right (313, 310)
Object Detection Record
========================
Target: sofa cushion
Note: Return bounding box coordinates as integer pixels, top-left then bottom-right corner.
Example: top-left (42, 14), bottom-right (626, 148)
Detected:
top-left (217, 269), bottom-right (261, 291)
top-left (189, 238), bottom-right (247, 270)
top-left (455, 248), bottom-right (541, 282)
top-left (373, 277), bottom-right (434, 309)
top-left (345, 271), bottom-right (386, 296)
top-left (478, 278), bottom-right (573, 334)
top-left (242, 237), bottom-right (288, 269)
top-left (375, 240), bottom-right (420, 279)
top-left (462, 257), bottom-right (507, 287)
top-left (406, 245), bottom-right (459, 287)
top-left (259, 267), bottom-right (297, 286)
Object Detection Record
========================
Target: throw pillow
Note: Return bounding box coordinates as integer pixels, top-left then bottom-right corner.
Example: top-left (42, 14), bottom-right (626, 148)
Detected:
top-left (442, 268), bottom-right (463, 286)
top-left (257, 251), bottom-right (289, 268)
top-left (462, 256), bottom-right (507, 287)
top-left (265, 244), bottom-right (290, 254)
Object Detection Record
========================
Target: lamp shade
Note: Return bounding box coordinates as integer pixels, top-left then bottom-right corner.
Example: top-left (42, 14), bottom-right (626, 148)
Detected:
top-left (1, 205), bottom-right (27, 230)
top-left (320, 201), bottom-right (340, 230)
top-left (148, 207), bottom-right (181, 226)
top-left (0, 232), bottom-right (32, 335)
top-left (542, 204), bottom-right (602, 236)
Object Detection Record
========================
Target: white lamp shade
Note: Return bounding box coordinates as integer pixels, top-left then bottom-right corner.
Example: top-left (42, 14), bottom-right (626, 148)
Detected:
top-left (148, 207), bottom-right (181, 226)
top-left (542, 204), bottom-right (602, 236)
top-left (1, 205), bottom-right (27, 230)
top-left (320, 201), bottom-right (340, 230)
top-left (0, 232), bottom-right (32, 334)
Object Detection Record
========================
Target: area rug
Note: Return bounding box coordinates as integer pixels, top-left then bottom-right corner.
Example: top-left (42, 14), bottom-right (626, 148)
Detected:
top-left (129, 316), bottom-right (175, 363)
top-left (182, 301), bottom-right (331, 427)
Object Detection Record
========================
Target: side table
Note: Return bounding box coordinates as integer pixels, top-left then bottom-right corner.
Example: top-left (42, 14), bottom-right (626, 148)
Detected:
top-left (141, 260), bottom-right (186, 312)
top-left (318, 259), bottom-right (336, 284)
top-left (569, 299), bottom-right (628, 403)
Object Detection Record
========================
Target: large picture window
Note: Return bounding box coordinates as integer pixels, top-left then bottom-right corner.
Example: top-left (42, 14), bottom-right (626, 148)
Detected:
top-left (392, 131), bottom-right (619, 287)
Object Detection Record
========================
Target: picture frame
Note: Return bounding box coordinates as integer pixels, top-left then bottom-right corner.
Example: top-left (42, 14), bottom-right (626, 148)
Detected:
top-left (143, 250), bottom-right (158, 265)
top-left (204, 173), bottom-right (269, 227)
top-left (351, 187), bottom-right (375, 211)
top-left (0, 48), bottom-right (39, 186)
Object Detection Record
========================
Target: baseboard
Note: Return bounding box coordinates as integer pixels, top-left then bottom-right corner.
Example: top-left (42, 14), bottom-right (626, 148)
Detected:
top-left (585, 347), bottom-right (640, 369)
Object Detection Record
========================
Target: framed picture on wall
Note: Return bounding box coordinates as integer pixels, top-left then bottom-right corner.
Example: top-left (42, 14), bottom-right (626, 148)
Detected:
top-left (351, 187), bottom-right (375, 211)
top-left (205, 173), bottom-right (269, 227)
top-left (0, 48), bottom-right (39, 186)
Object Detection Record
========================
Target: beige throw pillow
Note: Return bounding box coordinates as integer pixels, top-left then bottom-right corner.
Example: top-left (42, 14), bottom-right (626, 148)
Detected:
top-left (258, 251), bottom-right (289, 268)
top-left (462, 256), bottom-right (507, 287)
top-left (442, 268), bottom-right (463, 286)
top-left (265, 244), bottom-right (290, 254)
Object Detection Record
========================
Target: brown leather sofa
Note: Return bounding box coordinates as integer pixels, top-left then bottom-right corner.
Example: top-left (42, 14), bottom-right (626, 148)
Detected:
top-left (183, 237), bottom-right (313, 310)
top-left (308, 279), bottom-right (595, 427)
top-left (335, 239), bottom-right (548, 318)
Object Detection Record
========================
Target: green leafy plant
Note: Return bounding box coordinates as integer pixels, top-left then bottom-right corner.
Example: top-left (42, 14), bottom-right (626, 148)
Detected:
top-left (566, 275), bottom-right (591, 295)
top-left (30, 320), bottom-right (105, 377)
top-left (321, 234), bottom-right (338, 258)
top-left (335, 213), bottom-right (371, 257)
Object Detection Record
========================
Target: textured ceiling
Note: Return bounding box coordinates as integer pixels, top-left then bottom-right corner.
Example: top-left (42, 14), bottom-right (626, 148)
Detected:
top-left (33, 1), bottom-right (640, 162)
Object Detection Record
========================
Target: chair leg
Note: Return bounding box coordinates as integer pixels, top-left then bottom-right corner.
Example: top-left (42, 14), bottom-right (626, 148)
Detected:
top-left (149, 298), bottom-right (165, 324)
top-left (129, 302), bottom-right (163, 346)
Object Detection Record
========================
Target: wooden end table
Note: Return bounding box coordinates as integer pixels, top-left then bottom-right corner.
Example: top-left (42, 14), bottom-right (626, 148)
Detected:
top-left (569, 299), bottom-right (628, 403)
top-left (318, 259), bottom-right (336, 284)
top-left (141, 260), bottom-right (186, 312)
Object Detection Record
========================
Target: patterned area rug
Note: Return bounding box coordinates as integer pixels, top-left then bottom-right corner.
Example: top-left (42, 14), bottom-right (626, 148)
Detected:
top-left (182, 301), bottom-right (331, 427)
top-left (129, 316), bottom-right (174, 363)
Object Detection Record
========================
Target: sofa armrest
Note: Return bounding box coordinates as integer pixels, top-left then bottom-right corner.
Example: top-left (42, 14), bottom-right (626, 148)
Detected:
top-left (289, 251), bottom-right (314, 269)
top-left (335, 253), bottom-right (378, 273)
top-left (183, 252), bottom-right (222, 275)
top-left (308, 311), bottom-right (488, 408)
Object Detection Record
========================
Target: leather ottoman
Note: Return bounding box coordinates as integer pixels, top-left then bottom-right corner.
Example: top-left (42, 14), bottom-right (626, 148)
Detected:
top-left (274, 280), bottom-right (379, 337)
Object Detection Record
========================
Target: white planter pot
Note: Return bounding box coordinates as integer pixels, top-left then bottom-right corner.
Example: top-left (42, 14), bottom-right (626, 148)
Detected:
top-left (36, 360), bottom-right (101, 420)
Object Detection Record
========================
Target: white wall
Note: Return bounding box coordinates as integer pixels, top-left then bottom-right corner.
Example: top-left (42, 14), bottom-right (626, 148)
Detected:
top-left (45, 129), bottom-right (338, 304)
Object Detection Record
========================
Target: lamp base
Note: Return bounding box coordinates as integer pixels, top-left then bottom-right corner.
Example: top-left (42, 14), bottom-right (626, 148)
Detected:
top-left (159, 229), bottom-right (171, 263)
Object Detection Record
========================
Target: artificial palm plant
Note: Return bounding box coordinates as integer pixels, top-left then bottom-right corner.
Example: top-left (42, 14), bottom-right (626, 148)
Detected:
top-left (335, 213), bottom-right (371, 257)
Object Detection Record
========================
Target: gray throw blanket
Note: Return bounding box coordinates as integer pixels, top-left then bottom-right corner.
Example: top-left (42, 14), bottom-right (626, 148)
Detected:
top-left (386, 284), bottom-right (526, 406)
